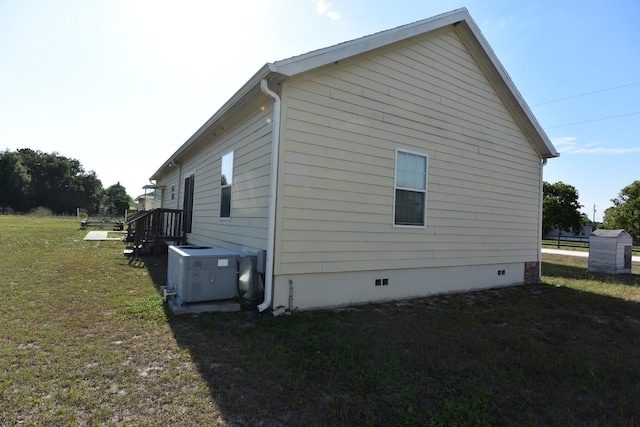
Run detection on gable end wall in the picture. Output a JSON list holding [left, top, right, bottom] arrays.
[[272, 27, 542, 307], [275, 27, 541, 274]]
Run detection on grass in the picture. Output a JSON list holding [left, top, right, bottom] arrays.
[[1, 215, 640, 425]]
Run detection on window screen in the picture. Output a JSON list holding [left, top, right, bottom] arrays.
[[394, 150, 427, 226]]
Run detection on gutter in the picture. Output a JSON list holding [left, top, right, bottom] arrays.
[[258, 79, 282, 312]]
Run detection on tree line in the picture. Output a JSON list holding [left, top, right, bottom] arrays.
[[0, 149, 133, 216], [543, 180, 640, 242], [2, 148, 638, 238]]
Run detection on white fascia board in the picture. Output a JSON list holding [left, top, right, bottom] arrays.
[[272, 8, 469, 77], [271, 6, 557, 159], [455, 17, 559, 159], [151, 7, 558, 182], [150, 64, 277, 181]]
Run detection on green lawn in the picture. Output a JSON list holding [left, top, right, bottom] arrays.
[[1, 215, 639, 425]]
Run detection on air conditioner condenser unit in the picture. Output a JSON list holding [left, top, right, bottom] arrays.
[[168, 246, 239, 304]]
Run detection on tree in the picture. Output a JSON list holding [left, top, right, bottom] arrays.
[[0, 149, 105, 214], [601, 180, 640, 241], [17, 149, 102, 214], [79, 172, 104, 216], [0, 150, 31, 213], [103, 182, 133, 216], [542, 181, 583, 240]]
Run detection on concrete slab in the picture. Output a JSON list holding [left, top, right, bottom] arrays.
[[542, 248, 588, 258], [542, 248, 640, 263], [161, 286, 241, 315], [83, 231, 122, 241]]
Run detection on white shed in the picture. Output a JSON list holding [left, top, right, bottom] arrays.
[[588, 229, 633, 274]]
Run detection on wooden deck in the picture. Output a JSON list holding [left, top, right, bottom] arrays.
[[124, 208, 186, 256]]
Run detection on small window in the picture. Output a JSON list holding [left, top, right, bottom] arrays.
[[394, 149, 427, 227], [220, 151, 234, 218]]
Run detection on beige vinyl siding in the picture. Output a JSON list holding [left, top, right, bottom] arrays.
[[275, 27, 541, 275], [176, 104, 273, 252], [156, 168, 180, 210]]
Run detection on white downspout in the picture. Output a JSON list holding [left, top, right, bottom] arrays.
[[258, 78, 282, 312], [538, 158, 548, 280]]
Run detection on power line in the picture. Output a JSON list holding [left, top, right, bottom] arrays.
[[532, 81, 640, 107], [546, 111, 640, 129]]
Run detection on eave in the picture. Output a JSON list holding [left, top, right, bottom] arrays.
[[150, 8, 557, 182]]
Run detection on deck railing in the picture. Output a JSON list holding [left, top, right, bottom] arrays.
[[125, 208, 186, 255]]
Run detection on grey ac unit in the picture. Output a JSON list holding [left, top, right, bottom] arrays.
[[168, 246, 240, 303]]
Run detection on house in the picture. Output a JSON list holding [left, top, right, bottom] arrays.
[[149, 8, 558, 311], [545, 222, 598, 241], [134, 191, 156, 211]]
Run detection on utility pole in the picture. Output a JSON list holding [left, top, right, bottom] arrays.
[[593, 204, 596, 223]]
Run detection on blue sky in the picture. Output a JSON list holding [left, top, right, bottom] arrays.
[[1, 0, 638, 220]]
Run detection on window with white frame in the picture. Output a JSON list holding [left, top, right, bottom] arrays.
[[394, 149, 427, 227], [220, 151, 234, 218]]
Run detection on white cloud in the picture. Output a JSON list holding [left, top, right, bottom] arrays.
[[551, 136, 578, 148], [314, 0, 329, 15], [326, 10, 341, 20], [551, 137, 640, 155], [314, 0, 341, 20]]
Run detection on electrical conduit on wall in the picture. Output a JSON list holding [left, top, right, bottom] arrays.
[[258, 79, 282, 312]]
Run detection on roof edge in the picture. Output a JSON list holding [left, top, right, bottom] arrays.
[[150, 7, 559, 183], [273, 8, 469, 77], [273, 7, 557, 159], [150, 63, 277, 181], [453, 17, 558, 159]]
